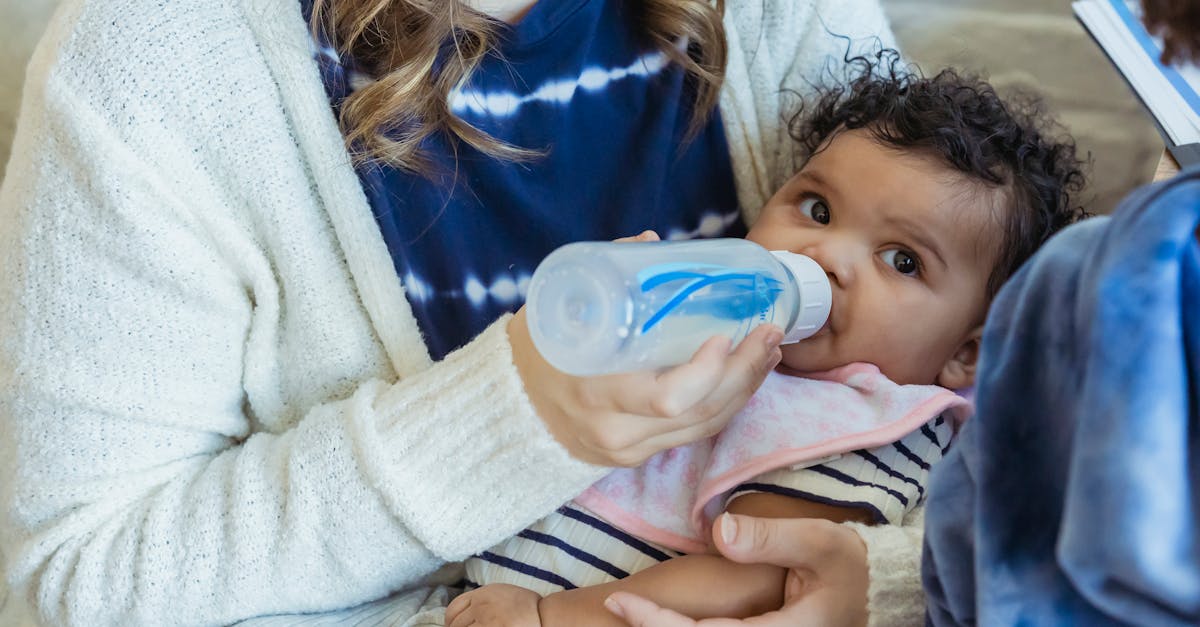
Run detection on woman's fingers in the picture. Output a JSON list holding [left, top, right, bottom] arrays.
[[665, 327, 783, 431], [712, 514, 868, 609], [606, 592, 769, 627], [607, 517, 871, 627], [613, 230, 661, 243], [712, 514, 837, 567], [630, 350, 780, 457], [676, 325, 782, 426], [604, 592, 696, 627], [579, 326, 781, 465], [714, 514, 870, 627], [605, 335, 732, 419], [607, 325, 782, 420], [510, 298, 783, 467], [607, 586, 863, 627]]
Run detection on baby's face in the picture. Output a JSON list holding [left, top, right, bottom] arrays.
[[746, 128, 1000, 386]]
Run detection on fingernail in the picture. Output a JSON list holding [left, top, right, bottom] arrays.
[[720, 512, 738, 546], [604, 595, 626, 619], [763, 328, 784, 348]]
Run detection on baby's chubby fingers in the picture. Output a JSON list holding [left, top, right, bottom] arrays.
[[445, 592, 471, 627], [444, 585, 542, 627]]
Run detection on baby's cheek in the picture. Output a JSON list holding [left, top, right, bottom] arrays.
[[778, 338, 834, 371]]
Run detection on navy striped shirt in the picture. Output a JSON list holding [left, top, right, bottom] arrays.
[[464, 414, 955, 594]]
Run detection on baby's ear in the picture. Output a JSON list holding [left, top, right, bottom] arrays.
[[937, 325, 983, 390]]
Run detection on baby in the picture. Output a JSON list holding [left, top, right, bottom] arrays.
[[447, 52, 1088, 626]]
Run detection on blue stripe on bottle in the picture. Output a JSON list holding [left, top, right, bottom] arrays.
[[639, 269, 780, 333]]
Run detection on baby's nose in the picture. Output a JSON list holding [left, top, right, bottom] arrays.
[[801, 243, 854, 288]]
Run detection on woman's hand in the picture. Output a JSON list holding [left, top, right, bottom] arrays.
[[508, 231, 784, 468], [603, 514, 870, 627]]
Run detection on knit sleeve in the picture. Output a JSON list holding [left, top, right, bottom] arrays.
[[770, 0, 898, 191], [720, 0, 897, 222], [0, 6, 606, 627], [845, 505, 927, 627]]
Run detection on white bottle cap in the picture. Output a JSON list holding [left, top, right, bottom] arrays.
[[769, 251, 831, 344]]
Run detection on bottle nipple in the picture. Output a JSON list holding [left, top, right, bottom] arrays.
[[768, 251, 832, 343]]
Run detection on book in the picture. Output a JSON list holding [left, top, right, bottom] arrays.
[[1074, 0, 1200, 166]]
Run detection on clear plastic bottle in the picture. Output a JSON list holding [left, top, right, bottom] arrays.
[[526, 238, 831, 376]]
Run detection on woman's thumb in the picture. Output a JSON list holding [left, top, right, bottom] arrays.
[[714, 512, 819, 567]]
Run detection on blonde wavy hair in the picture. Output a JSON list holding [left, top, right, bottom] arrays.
[[311, 0, 727, 175]]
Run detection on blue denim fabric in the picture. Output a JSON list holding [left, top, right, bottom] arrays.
[[923, 168, 1200, 626]]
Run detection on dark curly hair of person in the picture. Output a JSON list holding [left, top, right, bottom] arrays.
[[787, 49, 1089, 298], [1142, 0, 1200, 65]]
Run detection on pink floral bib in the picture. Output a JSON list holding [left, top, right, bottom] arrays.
[[574, 364, 972, 552]]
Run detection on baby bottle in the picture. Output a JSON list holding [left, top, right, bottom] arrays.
[[525, 238, 831, 376]]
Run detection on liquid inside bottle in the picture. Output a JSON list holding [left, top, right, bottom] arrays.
[[526, 239, 829, 376]]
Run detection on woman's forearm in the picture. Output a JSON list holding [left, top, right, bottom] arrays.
[[0, 83, 605, 624]]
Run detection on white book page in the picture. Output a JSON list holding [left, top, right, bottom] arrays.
[[1074, 0, 1200, 145]]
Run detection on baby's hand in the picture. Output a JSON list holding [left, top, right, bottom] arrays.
[[446, 584, 542, 627]]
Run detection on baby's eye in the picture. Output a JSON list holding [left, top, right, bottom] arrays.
[[798, 197, 830, 224], [881, 249, 920, 276]]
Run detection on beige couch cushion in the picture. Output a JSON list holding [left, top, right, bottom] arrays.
[[0, 0, 60, 177], [882, 0, 1161, 213]]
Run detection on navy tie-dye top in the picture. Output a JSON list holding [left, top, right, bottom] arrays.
[[304, 0, 743, 360]]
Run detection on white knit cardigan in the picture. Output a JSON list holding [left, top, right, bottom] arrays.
[[0, 0, 922, 624]]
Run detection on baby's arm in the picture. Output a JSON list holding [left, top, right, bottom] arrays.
[[535, 496, 871, 627], [724, 491, 873, 525], [540, 414, 949, 626]]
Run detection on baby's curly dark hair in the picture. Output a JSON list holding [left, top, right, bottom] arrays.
[[788, 50, 1089, 298]]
